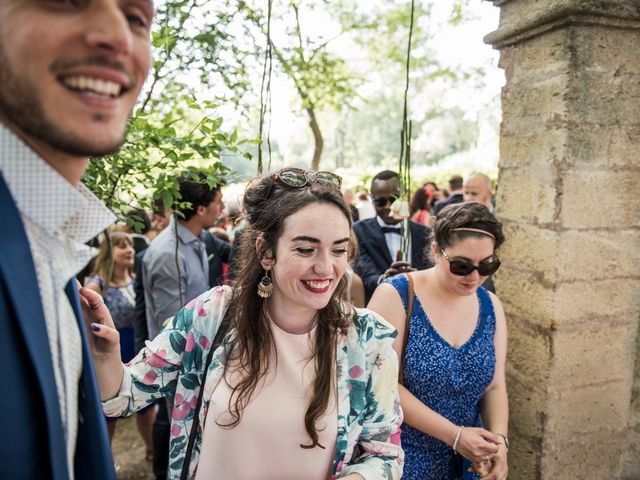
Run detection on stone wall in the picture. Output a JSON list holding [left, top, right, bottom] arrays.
[[485, 1, 640, 478]]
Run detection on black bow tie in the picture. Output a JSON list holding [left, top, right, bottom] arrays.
[[380, 227, 401, 235]]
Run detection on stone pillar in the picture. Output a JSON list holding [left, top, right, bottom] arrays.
[[485, 1, 640, 478]]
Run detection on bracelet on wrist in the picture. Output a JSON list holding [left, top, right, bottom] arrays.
[[452, 426, 463, 454], [496, 433, 509, 450]]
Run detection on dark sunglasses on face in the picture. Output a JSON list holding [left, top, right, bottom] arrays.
[[273, 168, 342, 189], [440, 247, 501, 276], [373, 195, 399, 208]]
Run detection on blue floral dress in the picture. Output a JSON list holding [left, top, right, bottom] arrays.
[[385, 274, 496, 480]]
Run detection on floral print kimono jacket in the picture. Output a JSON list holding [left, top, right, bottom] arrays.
[[104, 286, 404, 479]]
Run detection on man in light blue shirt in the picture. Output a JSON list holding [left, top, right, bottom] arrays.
[[143, 173, 224, 340], [142, 173, 224, 479]]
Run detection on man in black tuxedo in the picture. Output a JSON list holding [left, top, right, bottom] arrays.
[[353, 170, 432, 302], [433, 174, 465, 215]]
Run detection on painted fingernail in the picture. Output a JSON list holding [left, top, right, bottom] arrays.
[[91, 323, 101, 332]]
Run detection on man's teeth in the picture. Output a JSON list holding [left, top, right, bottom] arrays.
[[63, 76, 122, 97], [304, 280, 330, 289]]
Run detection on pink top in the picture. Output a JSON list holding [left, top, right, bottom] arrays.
[[196, 320, 337, 480], [414, 209, 429, 225]]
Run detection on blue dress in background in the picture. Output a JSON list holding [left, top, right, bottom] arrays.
[[384, 274, 496, 480], [87, 276, 136, 362]]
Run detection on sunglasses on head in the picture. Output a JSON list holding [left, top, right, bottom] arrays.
[[439, 247, 501, 276], [373, 195, 398, 208], [273, 168, 342, 189]]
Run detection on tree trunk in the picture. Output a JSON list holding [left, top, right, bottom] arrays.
[[306, 106, 323, 170]]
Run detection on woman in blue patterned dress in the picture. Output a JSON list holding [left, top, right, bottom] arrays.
[[368, 202, 509, 480]]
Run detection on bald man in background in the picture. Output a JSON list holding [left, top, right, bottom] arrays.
[[464, 172, 494, 212], [463, 172, 497, 293]]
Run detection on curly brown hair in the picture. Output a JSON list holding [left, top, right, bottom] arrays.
[[430, 202, 505, 260]]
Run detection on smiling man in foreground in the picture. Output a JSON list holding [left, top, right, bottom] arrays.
[[0, 1, 154, 478]]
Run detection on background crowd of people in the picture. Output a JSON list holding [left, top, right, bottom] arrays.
[[74, 167, 505, 479]]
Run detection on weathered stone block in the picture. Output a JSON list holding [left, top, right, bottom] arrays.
[[497, 28, 569, 83], [508, 434, 542, 480], [568, 123, 640, 168], [499, 128, 567, 170], [542, 429, 627, 479], [620, 420, 640, 479], [557, 229, 640, 282], [549, 320, 638, 387], [496, 167, 559, 225], [546, 381, 632, 437], [488, 0, 640, 51], [500, 224, 558, 283], [568, 72, 640, 127], [561, 170, 640, 229], [496, 268, 555, 329], [501, 76, 568, 128], [572, 26, 640, 75], [508, 319, 552, 386], [555, 279, 640, 323], [508, 369, 547, 438]]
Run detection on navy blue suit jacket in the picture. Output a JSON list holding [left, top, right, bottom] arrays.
[[432, 192, 464, 215], [353, 217, 432, 302], [0, 174, 115, 479], [203, 230, 231, 288]]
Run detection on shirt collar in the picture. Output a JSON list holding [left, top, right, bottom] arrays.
[[376, 216, 401, 229], [0, 124, 115, 243], [172, 217, 203, 245]]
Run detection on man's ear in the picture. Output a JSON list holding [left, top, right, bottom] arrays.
[[255, 236, 274, 269]]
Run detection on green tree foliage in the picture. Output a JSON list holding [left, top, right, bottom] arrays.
[[230, 0, 491, 173], [240, 0, 361, 170], [319, 0, 494, 171], [84, 99, 235, 220], [83, 0, 496, 202]]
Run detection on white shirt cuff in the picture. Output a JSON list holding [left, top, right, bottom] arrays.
[[101, 368, 132, 417]]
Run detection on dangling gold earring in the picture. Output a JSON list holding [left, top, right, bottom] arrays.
[[257, 269, 273, 298]]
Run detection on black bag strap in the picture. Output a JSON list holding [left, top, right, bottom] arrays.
[[179, 317, 230, 480], [398, 273, 414, 384]]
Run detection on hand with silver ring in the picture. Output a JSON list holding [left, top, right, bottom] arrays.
[[469, 443, 509, 480]]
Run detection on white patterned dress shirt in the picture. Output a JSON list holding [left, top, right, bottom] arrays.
[[0, 125, 115, 478], [376, 216, 413, 262]]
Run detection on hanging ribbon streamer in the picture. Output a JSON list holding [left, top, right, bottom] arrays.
[[391, 0, 415, 262], [257, 0, 274, 175]]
